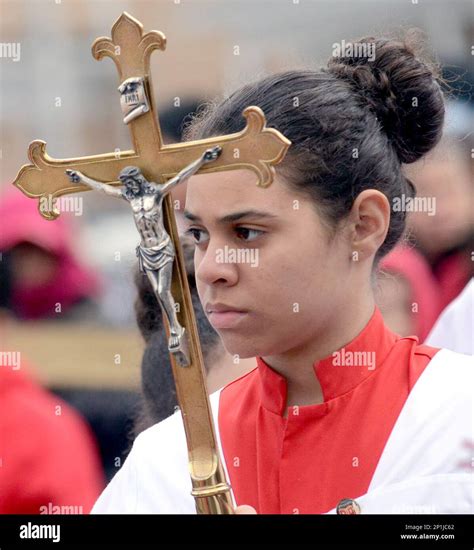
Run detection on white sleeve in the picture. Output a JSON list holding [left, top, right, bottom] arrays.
[[91, 443, 138, 514], [326, 349, 474, 514], [426, 279, 473, 355], [91, 391, 225, 514], [91, 409, 197, 514]]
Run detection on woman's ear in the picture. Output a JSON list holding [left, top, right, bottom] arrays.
[[348, 189, 391, 259]]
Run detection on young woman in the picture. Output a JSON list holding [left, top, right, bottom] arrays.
[[92, 34, 472, 515]]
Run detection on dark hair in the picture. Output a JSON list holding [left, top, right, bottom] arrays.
[[183, 32, 445, 260], [0, 252, 12, 310]]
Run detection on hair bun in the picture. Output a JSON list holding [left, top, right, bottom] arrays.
[[327, 33, 445, 163]]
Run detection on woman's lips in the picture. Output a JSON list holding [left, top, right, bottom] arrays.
[[207, 311, 248, 329]]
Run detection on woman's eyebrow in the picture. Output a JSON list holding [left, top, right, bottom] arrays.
[[183, 209, 278, 224]]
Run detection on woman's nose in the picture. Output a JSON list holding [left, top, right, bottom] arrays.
[[195, 242, 239, 286]]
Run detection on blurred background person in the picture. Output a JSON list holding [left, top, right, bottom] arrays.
[[376, 244, 441, 342], [0, 190, 100, 321], [0, 253, 105, 514], [405, 135, 473, 312]]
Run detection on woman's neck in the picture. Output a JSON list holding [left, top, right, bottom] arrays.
[[262, 296, 376, 408], [206, 347, 256, 393]]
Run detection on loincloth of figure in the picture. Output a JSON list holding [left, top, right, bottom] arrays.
[[136, 235, 175, 273]]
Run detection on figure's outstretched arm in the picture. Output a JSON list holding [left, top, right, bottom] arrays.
[[66, 170, 124, 199], [159, 146, 222, 196]]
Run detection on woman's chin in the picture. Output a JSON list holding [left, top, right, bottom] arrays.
[[220, 336, 275, 360]]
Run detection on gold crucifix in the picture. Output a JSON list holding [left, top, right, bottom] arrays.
[[12, 12, 290, 514]]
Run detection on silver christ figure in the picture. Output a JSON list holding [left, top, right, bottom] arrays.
[[66, 145, 222, 366]]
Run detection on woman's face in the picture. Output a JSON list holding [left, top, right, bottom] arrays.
[[406, 156, 473, 258], [184, 169, 352, 359]]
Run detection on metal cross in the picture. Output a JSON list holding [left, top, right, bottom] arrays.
[[12, 12, 291, 514]]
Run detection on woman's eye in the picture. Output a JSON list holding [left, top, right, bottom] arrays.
[[235, 227, 264, 242], [185, 228, 209, 245]]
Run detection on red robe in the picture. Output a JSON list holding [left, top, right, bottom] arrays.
[[92, 306, 473, 514], [0, 366, 104, 514], [218, 307, 437, 513]]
